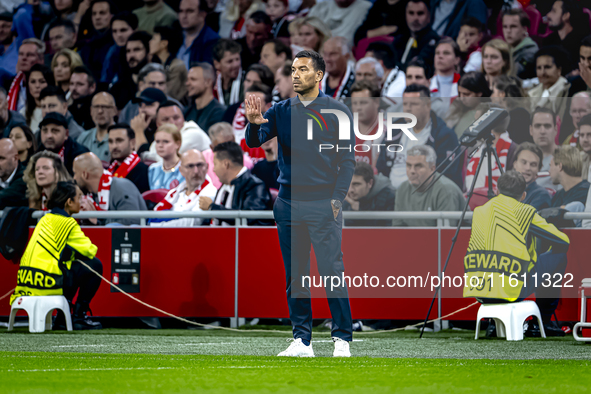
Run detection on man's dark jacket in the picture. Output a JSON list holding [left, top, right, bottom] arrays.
[[210, 170, 272, 226], [0, 206, 36, 263], [37, 137, 90, 176], [1, 110, 27, 138], [376, 111, 462, 188], [393, 25, 439, 69], [0, 164, 28, 209], [343, 173, 395, 226], [185, 24, 220, 65], [69, 95, 95, 131]]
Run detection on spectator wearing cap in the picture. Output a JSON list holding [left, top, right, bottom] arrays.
[[213, 39, 245, 106], [185, 63, 227, 135], [107, 124, 150, 194], [308, 0, 371, 45], [528, 46, 571, 123], [149, 26, 188, 102], [118, 63, 169, 126], [109, 31, 152, 110], [101, 12, 138, 86], [353, 0, 407, 46], [0, 12, 17, 74], [37, 112, 90, 175], [76, 92, 117, 165], [68, 66, 98, 131], [6, 38, 46, 112], [365, 42, 406, 109], [129, 87, 168, 157], [78, 0, 116, 82], [39, 86, 85, 140], [199, 141, 271, 226], [343, 162, 395, 227], [133, 0, 178, 35], [177, 0, 220, 69], [142, 100, 211, 162], [260, 39, 292, 76], [73, 152, 147, 226], [430, 0, 486, 40], [236, 11, 272, 70]]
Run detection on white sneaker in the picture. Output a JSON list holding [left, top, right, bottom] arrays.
[[333, 337, 351, 357], [277, 338, 315, 357]]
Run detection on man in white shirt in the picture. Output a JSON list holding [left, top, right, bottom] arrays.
[[152, 149, 217, 227]]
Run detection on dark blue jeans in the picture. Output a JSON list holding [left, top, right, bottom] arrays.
[[273, 197, 353, 342]]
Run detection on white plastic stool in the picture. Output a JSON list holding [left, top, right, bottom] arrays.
[[573, 278, 591, 342], [7, 296, 72, 333], [474, 300, 546, 341]]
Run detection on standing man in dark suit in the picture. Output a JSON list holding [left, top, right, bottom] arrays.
[[245, 50, 355, 357]]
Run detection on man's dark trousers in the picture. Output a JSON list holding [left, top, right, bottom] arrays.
[[274, 196, 353, 342]]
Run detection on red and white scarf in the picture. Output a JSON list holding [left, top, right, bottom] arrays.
[[87, 170, 113, 211], [567, 129, 580, 147], [465, 132, 513, 190], [230, 17, 246, 39], [214, 69, 242, 106], [108, 152, 140, 179], [354, 117, 385, 168], [320, 62, 355, 99], [430, 72, 460, 97], [154, 179, 211, 211], [7, 72, 25, 111]]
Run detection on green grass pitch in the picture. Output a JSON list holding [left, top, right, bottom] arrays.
[[1, 327, 590, 393]]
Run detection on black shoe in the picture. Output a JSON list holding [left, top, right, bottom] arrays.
[[543, 321, 566, 337], [52, 310, 68, 330], [73, 304, 102, 330], [485, 319, 497, 338], [524, 320, 541, 337]]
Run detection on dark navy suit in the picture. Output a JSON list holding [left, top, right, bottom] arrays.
[[245, 90, 355, 341]]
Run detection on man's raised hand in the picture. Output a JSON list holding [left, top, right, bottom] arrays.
[[245, 95, 269, 125]]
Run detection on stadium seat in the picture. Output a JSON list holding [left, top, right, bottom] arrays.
[[142, 189, 168, 205], [474, 300, 546, 341], [354, 35, 395, 61], [8, 295, 72, 333]]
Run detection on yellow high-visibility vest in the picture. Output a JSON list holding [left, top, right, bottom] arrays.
[[463, 194, 569, 301], [10, 209, 97, 305]]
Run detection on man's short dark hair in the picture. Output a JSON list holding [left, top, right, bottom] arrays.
[[534, 45, 569, 74], [246, 82, 273, 104], [460, 16, 485, 33], [47, 181, 78, 210], [157, 99, 184, 114], [108, 123, 135, 140], [126, 31, 152, 53], [90, 0, 117, 15], [72, 66, 96, 86], [213, 39, 242, 63], [581, 35, 591, 50], [406, 58, 433, 79], [366, 41, 398, 70], [353, 162, 374, 184], [111, 11, 139, 30], [213, 141, 244, 167], [531, 106, 556, 126], [497, 170, 526, 200], [249, 10, 272, 27], [266, 39, 292, 60], [578, 112, 591, 129], [246, 63, 275, 89], [404, 83, 431, 97], [294, 50, 326, 75], [39, 86, 66, 103], [350, 79, 381, 98], [48, 18, 76, 35], [407, 0, 430, 10], [513, 142, 544, 170], [154, 26, 184, 60], [501, 8, 530, 29]]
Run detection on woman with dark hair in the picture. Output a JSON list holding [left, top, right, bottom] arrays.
[[21, 64, 55, 132], [446, 71, 491, 138], [50, 0, 84, 23], [491, 75, 532, 144], [10, 180, 103, 330], [149, 26, 188, 102], [9, 124, 37, 167]]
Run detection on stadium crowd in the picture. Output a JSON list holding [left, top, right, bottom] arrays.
[[1, 0, 591, 229]]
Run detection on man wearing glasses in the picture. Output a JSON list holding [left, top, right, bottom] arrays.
[[76, 92, 117, 165]]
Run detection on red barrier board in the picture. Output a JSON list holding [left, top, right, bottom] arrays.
[[1, 227, 588, 322]]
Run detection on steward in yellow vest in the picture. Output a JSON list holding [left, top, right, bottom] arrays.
[[10, 181, 103, 330], [464, 170, 569, 335]]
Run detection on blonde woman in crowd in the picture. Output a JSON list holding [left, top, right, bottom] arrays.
[[148, 123, 185, 190], [23, 150, 71, 210]]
